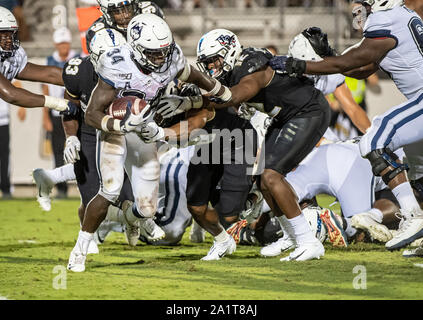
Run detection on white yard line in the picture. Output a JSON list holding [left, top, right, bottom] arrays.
[[0, 295, 9, 300]]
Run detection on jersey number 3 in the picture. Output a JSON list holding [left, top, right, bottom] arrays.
[[408, 17, 423, 56]]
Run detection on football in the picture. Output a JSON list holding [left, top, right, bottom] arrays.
[[107, 96, 148, 120]]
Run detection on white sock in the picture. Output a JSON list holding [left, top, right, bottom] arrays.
[[287, 213, 316, 245], [392, 182, 421, 217], [215, 230, 230, 243], [367, 208, 384, 223], [47, 164, 76, 184], [75, 230, 93, 255]]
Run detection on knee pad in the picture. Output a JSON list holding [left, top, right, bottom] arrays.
[[139, 159, 160, 181], [366, 148, 409, 185]]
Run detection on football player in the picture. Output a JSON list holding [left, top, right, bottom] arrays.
[[67, 14, 233, 272], [269, 0, 423, 251], [142, 82, 258, 260], [85, 0, 164, 53], [33, 1, 165, 211], [288, 27, 371, 135], [0, 6, 76, 114], [157, 29, 332, 261]]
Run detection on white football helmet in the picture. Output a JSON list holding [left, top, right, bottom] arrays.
[[97, 0, 137, 32], [288, 34, 323, 61], [127, 13, 174, 73], [196, 29, 243, 80], [89, 28, 126, 70], [363, 0, 403, 12], [0, 6, 19, 60]]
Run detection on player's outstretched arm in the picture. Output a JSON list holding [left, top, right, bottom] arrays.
[[85, 78, 118, 132], [17, 62, 64, 86], [269, 37, 396, 77], [181, 66, 231, 101], [205, 66, 272, 110], [333, 82, 371, 134]]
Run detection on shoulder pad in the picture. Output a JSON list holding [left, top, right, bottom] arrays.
[[230, 47, 272, 85]]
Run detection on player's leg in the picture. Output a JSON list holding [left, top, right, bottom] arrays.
[[260, 96, 330, 262], [359, 95, 423, 250], [124, 132, 164, 243], [68, 131, 126, 272], [186, 153, 235, 260], [151, 151, 193, 245], [260, 145, 328, 256], [32, 163, 75, 211]]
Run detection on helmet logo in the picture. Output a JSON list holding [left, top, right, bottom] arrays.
[[106, 29, 116, 45], [216, 34, 236, 48], [130, 23, 143, 41]]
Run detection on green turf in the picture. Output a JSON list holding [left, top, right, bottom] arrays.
[[0, 196, 423, 300]]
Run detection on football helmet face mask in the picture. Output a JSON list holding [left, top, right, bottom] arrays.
[[88, 28, 126, 70], [127, 13, 175, 73], [97, 0, 137, 33], [0, 7, 19, 61], [196, 29, 242, 80]]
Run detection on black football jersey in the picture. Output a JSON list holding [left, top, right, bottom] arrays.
[[62, 56, 98, 135], [224, 47, 322, 123]]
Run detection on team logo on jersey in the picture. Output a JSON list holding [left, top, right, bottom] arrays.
[[130, 23, 143, 41], [216, 34, 236, 48]]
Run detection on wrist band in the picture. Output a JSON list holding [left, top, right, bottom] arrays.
[[177, 63, 191, 82], [101, 115, 112, 132], [113, 119, 121, 132], [216, 86, 232, 102], [206, 80, 222, 96]]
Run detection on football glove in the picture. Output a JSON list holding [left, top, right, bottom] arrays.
[[268, 55, 306, 77], [237, 103, 256, 121], [119, 103, 152, 133], [63, 136, 81, 164], [156, 94, 203, 119], [139, 121, 165, 143]]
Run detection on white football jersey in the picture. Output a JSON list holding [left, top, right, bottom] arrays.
[[363, 5, 423, 99], [315, 73, 345, 96], [97, 42, 186, 103], [0, 46, 27, 81]]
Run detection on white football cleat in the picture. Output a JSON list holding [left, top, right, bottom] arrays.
[[260, 236, 295, 257], [67, 250, 86, 272], [403, 245, 423, 258], [189, 220, 205, 243], [386, 208, 423, 251], [280, 240, 324, 262], [201, 236, 236, 261], [87, 239, 99, 255], [125, 220, 141, 247], [139, 218, 165, 242], [32, 168, 54, 212], [351, 212, 393, 243]]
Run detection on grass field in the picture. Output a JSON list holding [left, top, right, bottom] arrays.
[[0, 196, 423, 300]]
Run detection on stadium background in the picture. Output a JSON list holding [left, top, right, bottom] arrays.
[[7, 0, 406, 193]]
